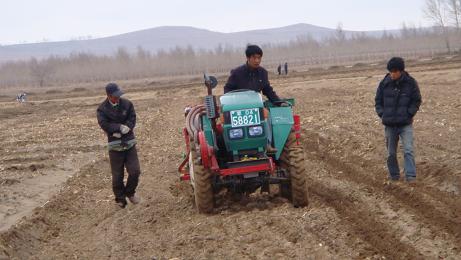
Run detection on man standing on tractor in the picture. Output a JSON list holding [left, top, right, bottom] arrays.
[[224, 44, 282, 104], [97, 83, 141, 208], [375, 57, 422, 183]]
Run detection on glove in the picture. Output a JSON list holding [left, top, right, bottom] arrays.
[[112, 133, 122, 138], [279, 102, 290, 107], [120, 124, 130, 134]]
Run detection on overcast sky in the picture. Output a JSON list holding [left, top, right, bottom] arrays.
[[1, 0, 429, 45]]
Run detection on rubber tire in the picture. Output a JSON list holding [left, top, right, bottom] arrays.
[[190, 143, 214, 213], [279, 132, 309, 207]]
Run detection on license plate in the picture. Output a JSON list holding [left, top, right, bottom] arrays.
[[230, 108, 261, 127]]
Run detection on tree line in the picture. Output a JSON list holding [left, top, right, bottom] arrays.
[[0, 0, 460, 89]]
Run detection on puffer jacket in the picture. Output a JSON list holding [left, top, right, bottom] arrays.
[[375, 72, 422, 126]]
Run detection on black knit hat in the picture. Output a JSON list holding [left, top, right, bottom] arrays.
[[387, 57, 405, 71], [245, 45, 263, 58]]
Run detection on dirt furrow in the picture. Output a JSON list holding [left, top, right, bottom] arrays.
[[308, 177, 423, 259], [302, 129, 461, 255]]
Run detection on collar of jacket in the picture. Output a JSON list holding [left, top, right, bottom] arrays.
[[106, 98, 123, 109], [384, 71, 409, 85], [108, 98, 120, 107]]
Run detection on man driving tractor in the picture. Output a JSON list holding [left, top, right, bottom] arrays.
[[224, 44, 284, 105], [178, 45, 308, 213]]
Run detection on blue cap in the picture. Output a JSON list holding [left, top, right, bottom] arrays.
[[105, 83, 123, 97]]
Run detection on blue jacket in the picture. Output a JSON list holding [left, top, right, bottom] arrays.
[[375, 72, 422, 126]]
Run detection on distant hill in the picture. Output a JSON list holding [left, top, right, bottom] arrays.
[[0, 23, 399, 62]]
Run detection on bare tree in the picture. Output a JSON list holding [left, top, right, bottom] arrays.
[[401, 22, 409, 38], [424, 0, 451, 52], [29, 58, 55, 87], [116, 47, 131, 63], [424, 0, 449, 28], [136, 46, 150, 60], [446, 0, 461, 30], [335, 22, 346, 43]]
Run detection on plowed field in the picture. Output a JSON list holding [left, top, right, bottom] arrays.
[[1, 59, 460, 259]]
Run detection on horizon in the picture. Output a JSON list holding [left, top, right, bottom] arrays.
[[1, 0, 428, 45], [0, 22, 416, 47]]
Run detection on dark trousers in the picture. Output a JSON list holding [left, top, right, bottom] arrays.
[[108, 145, 141, 202]]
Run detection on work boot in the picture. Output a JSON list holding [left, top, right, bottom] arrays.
[[116, 199, 127, 209], [406, 178, 417, 187], [128, 195, 141, 204], [384, 176, 400, 186], [389, 176, 400, 182]]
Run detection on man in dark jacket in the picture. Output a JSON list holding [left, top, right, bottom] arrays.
[[224, 45, 281, 104], [375, 57, 422, 183], [97, 83, 141, 208]]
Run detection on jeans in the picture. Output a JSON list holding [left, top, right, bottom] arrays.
[[108, 145, 141, 203], [384, 124, 416, 181]]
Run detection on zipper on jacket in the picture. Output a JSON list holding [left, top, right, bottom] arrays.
[[392, 82, 402, 123]]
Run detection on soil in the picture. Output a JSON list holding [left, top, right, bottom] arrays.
[[1, 59, 460, 259]]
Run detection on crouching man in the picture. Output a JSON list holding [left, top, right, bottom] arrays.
[[97, 83, 141, 208]]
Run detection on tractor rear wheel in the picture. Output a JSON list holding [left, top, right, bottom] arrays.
[[190, 143, 214, 213], [279, 132, 309, 207]]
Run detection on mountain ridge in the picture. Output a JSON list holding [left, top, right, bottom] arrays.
[[0, 23, 399, 61]]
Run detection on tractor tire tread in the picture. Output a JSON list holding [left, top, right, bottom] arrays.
[[279, 132, 309, 207], [191, 148, 214, 213]]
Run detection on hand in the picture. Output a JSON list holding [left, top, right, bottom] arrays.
[[273, 100, 290, 107], [279, 102, 290, 107], [113, 133, 122, 138], [120, 124, 130, 134]]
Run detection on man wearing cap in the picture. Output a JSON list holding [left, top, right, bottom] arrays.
[[97, 83, 141, 208], [224, 44, 282, 104], [375, 57, 422, 183]]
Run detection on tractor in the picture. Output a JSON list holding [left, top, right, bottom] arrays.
[[178, 75, 308, 213]]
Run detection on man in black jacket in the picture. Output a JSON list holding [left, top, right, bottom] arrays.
[[375, 57, 422, 183], [224, 45, 282, 104], [97, 83, 141, 208]]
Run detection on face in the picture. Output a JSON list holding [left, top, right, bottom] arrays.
[[247, 54, 262, 69], [389, 70, 402, 81], [108, 95, 120, 104]]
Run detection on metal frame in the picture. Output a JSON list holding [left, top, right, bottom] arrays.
[[179, 114, 301, 182], [179, 129, 276, 181]]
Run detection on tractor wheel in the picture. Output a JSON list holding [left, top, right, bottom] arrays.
[[190, 143, 214, 213], [279, 132, 309, 207]]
